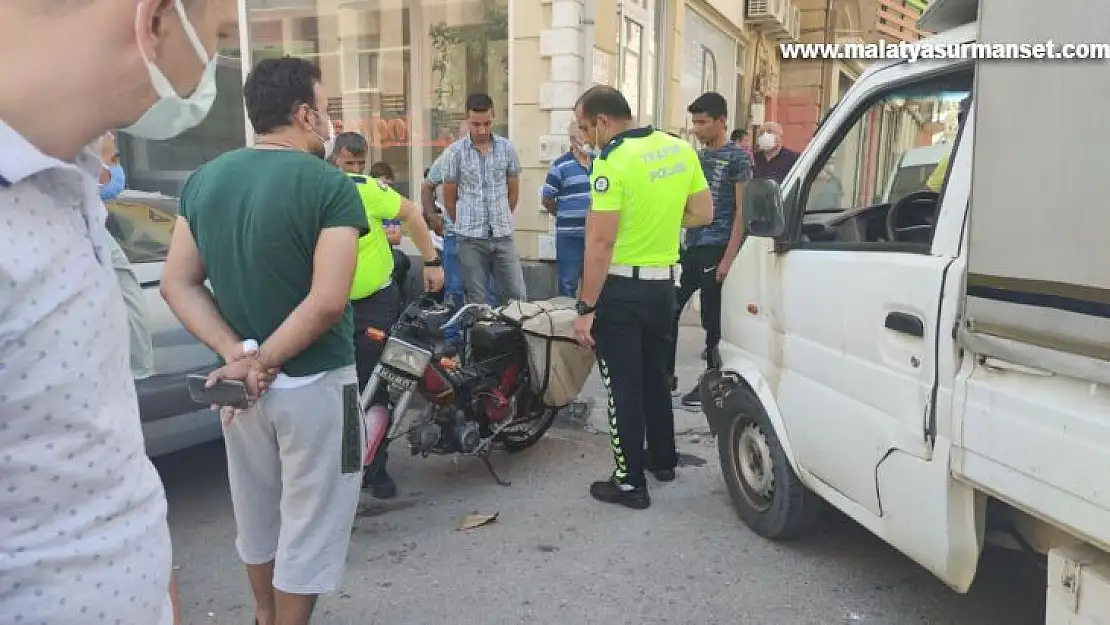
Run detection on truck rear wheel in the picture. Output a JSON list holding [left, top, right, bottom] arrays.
[[717, 387, 822, 540]]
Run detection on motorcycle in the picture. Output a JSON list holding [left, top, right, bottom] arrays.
[[359, 297, 561, 486]]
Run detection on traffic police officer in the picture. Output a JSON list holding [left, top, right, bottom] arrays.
[[337, 141, 445, 498], [571, 86, 713, 509]]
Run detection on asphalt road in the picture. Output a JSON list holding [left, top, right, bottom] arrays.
[[158, 327, 1046, 625]]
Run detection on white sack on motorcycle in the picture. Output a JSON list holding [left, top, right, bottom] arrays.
[[499, 300, 596, 408]]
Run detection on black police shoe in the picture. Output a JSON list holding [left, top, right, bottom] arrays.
[[644, 454, 677, 482], [590, 478, 651, 509]]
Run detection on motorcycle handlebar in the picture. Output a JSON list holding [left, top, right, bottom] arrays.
[[438, 303, 492, 332]]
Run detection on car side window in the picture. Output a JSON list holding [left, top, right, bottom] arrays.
[[794, 70, 973, 250]]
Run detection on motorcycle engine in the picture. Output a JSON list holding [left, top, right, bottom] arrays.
[[453, 421, 481, 454], [408, 420, 441, 454], [406, 407, 482, 455]]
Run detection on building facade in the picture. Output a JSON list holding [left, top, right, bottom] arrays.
[[771, 0, 928, 151], [113, 0, 923, 281], [118, 0, 635, 275]]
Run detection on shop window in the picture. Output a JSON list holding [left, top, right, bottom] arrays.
[[651, 0, 667, 123], [734, 41, 747, 128], [355, 52, 381, 91], [701, 47, 717, 92], [620, 20, 643, 115], [617, 0, 657, 125], [245, 0, 509, 198], [680, 8, 737, 132]]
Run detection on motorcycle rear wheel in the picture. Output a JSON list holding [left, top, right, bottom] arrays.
[[496, 394, 559, 452]]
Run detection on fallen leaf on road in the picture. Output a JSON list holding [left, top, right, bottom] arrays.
[[456, 511, 499, 530]]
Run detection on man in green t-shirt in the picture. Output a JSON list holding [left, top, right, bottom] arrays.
[[161, 57, 367, 624], [571, 86, 713, 509]]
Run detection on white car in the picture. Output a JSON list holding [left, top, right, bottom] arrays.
[[106, 191, 222, 457]]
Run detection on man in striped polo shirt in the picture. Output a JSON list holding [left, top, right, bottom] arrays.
[[541, 122, 593, 297]]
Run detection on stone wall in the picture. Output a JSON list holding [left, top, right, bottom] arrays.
[[508, 0, 622, 295]]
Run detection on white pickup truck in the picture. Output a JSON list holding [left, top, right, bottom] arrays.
[[701, 0, 1110, 621]]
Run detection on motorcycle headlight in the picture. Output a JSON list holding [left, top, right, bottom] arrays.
[[380, 337, 433, 377]]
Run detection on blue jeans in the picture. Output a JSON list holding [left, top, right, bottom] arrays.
[[443, 234, 497, 307], [556, 234, 585, 298]]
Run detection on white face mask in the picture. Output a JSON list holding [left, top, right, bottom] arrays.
[[308, 114, 334, 160], [324, 119, 336, 159], [757, 132, 777, 151], [122, 0, 218, 141]]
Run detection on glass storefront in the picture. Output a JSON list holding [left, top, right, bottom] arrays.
[[117, 0, 510, 203], [245, 0, 509, 198]]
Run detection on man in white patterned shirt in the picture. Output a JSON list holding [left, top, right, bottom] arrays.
[[0, 1, 236, 623]]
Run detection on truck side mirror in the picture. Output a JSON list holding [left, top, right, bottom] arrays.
[[743, 178, 785, 238]]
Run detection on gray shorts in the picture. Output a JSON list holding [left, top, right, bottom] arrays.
[[223, 366, 363, 594]]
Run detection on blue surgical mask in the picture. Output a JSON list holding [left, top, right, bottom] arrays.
[[122, 0, 218, 141], [99, 164, 126, 201]]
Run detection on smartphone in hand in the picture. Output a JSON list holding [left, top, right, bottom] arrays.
[[187, 374, 250, 409]]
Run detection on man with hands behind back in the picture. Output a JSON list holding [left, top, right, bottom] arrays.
[[161, 57, 368, 625]]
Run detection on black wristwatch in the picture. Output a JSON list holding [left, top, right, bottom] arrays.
[[576, 300, 597, 315], [424, 255, 442, 268]]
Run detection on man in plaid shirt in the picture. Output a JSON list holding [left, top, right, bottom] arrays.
[[441, 93, 527, 304]]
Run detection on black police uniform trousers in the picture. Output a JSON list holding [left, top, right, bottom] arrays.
[[667, 244, 726, 377], [591, 273, 678, 487], [353, 281, 401, 472]]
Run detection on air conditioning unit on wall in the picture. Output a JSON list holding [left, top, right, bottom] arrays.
[[749, 0, 792, 38], [746, 0, 780, 23], [772, 5, 801, 41]]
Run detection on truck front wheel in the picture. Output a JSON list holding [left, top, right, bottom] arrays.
[[717, 388, 823, 540]]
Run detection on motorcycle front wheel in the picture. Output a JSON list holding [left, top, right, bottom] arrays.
[[496, 393, 559, 452]]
